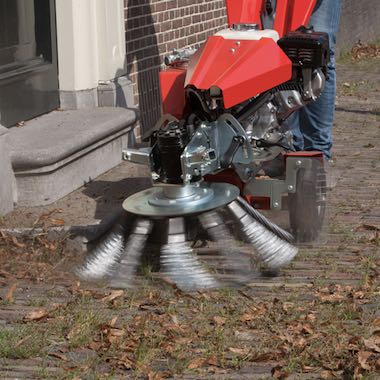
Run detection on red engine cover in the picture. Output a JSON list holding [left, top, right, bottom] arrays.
[[185, 36, 292, 109]]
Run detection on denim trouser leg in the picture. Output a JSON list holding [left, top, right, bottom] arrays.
[[286, 0, 342, 159]]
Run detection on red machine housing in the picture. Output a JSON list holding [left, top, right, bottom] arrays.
[[160, 68, 186, 118], [185, 36, 292, 109], [225, 0, 316, 36], [160, 0, 317, 115], [159, 0, 321, 210]]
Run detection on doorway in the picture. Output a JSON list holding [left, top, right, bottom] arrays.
[[0, 0, 59, 127]]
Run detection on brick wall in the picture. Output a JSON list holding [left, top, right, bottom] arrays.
[[124, 0, 227, 135]]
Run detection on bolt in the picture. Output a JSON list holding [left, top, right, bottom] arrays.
[[230, 48, 236, 53], [296, 160, 302, 166], [273, 202, 280, 209], [236, 41, 241, 46], [288, 185, 294, 191]]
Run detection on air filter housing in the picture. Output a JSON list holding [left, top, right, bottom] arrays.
[[278, 26, 330, 71]]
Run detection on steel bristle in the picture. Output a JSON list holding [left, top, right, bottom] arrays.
[[228, 201, 298, 269], [110, 219, 153, 288], [160, 241, 220, 291], [76, 221, 127, 280], [237, 196, 295, 243], [77, 193, 298, 290], [198, 211, 257, 281]]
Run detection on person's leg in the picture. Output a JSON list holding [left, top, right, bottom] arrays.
[[286, 112, 304, 152], [298, 0, 342, 159]]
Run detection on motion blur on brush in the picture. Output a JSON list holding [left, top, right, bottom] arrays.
[[77, 0, 330, 291]]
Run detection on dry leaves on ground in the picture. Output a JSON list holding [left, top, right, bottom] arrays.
[[24, 309, 49, 322]]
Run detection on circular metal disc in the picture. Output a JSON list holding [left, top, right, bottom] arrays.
[[123, 183, 239, 217]]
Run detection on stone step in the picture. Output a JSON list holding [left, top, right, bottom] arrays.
[[8, 107, 137, 207]]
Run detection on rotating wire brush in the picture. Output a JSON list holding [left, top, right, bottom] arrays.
[[77, 193, 298, 291]]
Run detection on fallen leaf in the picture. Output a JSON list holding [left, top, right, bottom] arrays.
[[170, 314, 179, 326], [11, 236, 26, 248], [187, 358, 205, 369], [364, 336, 380, 353], [88, 341, 103, 351], [49, 218, 65, 226], [302, 323, 314, 335], [118, 354, 135, 369], [212, 316, 226, 326], [282, 302, 294, 312], [253, 351, 282, 361], [353, 291, 365, 299], [294, 337, 307, 349], [148, 371, 165, 380], [358, 351, 373, 370], [108, 316, 118, 327], [0, 270, 11, 278], [5, 283, 17, 303], [302, 365, 316, 372], [108, 328, 125, 343], [102, 290, 124, 302], [372, 317, 380, 328], [306, 312, 317, 322], [24, 309, 48, 321], [240, 313, 256, 322], [271, 365, 289, 379], [320, 370, 337, 379], [206, 355, 219, 366], [229, 347, 250, 356], [319, 293, 345, 303], [49, 352, 68, 361]]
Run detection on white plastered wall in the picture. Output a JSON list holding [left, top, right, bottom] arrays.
[[55, 0, 126, 92]]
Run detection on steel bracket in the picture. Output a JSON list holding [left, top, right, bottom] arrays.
[[244, 156, 313, 210], [122, 147, 153, 167]]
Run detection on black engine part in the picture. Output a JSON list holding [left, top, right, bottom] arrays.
[[278, 26, 330, 72], [155, 123, 189, 184]]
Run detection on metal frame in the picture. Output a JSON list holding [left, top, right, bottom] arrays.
[[244, 156, 315, 210]]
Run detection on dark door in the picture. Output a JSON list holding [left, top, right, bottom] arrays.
[[0, 0, 59, 127]]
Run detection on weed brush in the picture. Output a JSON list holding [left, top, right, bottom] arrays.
[[77, 0, 328, 291]]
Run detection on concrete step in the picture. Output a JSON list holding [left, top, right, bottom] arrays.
[[8, 107, 137, 206]]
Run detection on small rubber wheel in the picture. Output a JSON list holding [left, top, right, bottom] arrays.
[[289, 159, 327, 243]]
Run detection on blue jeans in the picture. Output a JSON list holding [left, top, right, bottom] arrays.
[[285, 0, 342, 159]]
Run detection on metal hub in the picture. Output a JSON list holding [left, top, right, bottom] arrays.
[[122, 182, 239, 217]]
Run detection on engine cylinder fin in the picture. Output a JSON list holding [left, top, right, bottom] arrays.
[[237, 196, 295, 243], [76, 218, 128, 280], [110, 218, 153, 289], [228, 201, 298, 270]]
